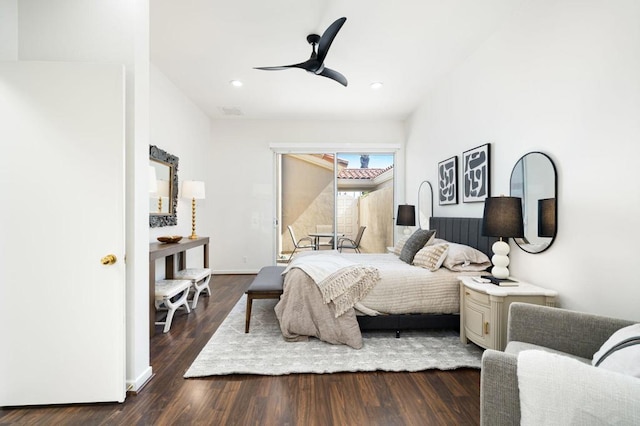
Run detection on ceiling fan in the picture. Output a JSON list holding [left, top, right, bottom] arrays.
[[254, 17, 348, 87]]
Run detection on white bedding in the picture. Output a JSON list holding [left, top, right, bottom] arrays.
[[339, 252, 473, 315], [289, 250, 477, 316]]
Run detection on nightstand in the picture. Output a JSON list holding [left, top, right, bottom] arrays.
[[459, 276, 558, 350]]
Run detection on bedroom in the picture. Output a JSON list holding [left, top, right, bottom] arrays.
[[2, 0, 639, 422]]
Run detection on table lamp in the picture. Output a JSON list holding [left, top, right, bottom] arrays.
[[396, 204, 416, 236], [481, 196, 524, 279], [182, 180, 205, 239]]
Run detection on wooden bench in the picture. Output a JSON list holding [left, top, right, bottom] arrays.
[[245, 266, 285, 333]]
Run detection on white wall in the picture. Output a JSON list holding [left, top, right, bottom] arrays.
[[12, 0, 152, 392], [149, 64, 213, 271], [0, 0, 18, 60], [405, 0, 640, 321], [209, 120, 405, 273]]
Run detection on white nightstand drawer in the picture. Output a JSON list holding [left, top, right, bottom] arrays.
[[464, 287, 490, 306]]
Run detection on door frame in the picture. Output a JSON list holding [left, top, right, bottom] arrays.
[[271, 143, 401, 260]]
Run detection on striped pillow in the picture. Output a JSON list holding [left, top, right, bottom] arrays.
[[413, 243, 449, 271]]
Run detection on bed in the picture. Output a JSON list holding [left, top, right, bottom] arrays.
[[274, 217, 498, 348]]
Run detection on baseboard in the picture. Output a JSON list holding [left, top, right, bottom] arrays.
[[126, 366, 154, 395]]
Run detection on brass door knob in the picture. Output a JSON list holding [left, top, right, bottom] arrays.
[[101, 254, 117, 265]]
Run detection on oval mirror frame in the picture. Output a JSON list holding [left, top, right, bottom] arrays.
[[149, 145, 179, 228], [418, 181, 434, 230], [510, 152, 557, 253]]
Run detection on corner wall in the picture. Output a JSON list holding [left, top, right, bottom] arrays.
[[405, 0, 640, 320], [149, 64, 213, 271]]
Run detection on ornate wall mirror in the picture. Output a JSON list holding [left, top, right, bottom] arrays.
[[418, 181, 434, 230], [510, 152, 557, 253], [149, 145, 179, 228]]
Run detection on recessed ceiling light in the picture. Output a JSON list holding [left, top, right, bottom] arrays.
[[229, 80, 243, 87], [370, 82, 383, 90]]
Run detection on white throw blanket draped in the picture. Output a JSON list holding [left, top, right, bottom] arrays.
[[517, 350, 640, 425], [284, 251, 380, 317]]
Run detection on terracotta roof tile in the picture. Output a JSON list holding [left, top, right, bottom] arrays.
[[337, 165, 393, 179]]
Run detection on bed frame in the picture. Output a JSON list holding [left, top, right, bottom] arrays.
[[356, 216, 498, 336]]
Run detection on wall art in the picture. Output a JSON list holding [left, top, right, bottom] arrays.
[[462, 143, 490, 203], [438, 156, 458, 205]]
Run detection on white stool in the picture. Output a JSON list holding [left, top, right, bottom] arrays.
[[155, 279, 192, 333], [174, 268, 212, 309]]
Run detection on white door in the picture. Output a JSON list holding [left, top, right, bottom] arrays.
[[0, 61, 126, 405]]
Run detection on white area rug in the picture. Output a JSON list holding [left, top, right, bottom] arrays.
[[184, 296, 484, 377]]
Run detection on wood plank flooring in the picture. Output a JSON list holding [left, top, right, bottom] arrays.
[[0, 274, 481, 425]]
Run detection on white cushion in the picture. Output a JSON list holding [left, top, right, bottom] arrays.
[[155, 279, 192, 298], [518, 350, 640, 425], [174, 267, 211, 281], [592, 323, 640, 378], [441, 242, 491, 272]]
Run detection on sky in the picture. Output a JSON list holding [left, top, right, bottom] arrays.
[[337, 153, 394, 169]]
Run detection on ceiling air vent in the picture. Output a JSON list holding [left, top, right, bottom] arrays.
[[219, 106, 243, 116]]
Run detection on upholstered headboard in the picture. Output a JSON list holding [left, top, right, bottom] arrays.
[[429, 217, 498, 260]]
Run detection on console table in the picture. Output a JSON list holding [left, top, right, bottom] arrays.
[[149, 236, 209, 335]]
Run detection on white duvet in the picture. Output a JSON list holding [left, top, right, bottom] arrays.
[[336, 252, 476, 315]]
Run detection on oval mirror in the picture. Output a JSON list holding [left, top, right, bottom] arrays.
[[418, 181, 434, 230], [510, 152, 557, 253]]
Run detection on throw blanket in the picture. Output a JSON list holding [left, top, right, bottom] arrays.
[[517, 350, 640, 425], [284, 252, 380, 317]]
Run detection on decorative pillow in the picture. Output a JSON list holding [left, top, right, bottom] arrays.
[[442, 242, 492, 272], [392, 234, 411, 256], [592, 323, 640, 378], [413, 243, 449, 271], [399, 229, 436, 264], [429, 238, 448, 246]]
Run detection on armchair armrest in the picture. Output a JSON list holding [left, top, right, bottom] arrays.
[[480, 350, 520, 426], [507, 303, 634, 359]]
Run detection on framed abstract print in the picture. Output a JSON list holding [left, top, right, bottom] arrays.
[[462, 143, 490, 203], [438, 156, 458, 205]]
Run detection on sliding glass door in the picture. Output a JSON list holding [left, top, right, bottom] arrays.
[[276, 151, 395, 263]]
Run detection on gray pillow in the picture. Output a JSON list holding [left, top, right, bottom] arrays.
[[399, 229, 436, 264]]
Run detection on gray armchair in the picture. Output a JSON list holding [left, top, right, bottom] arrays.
[[481, 302, 635, 425]]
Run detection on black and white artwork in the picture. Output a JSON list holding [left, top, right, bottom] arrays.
[[438, 156, 458, 205], [462, 143, 490, 203]]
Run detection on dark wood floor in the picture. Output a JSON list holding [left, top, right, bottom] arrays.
[[0, 275, 481, 425]]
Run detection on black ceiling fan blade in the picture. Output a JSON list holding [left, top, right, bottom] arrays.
[[318, 67, 348, 87], [254, 59, 318, 72], [317, 17, 346, 65]]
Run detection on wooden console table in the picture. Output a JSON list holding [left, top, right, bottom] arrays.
[[149, 236, 209, 335]]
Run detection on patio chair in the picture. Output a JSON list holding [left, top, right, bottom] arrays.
[[287, 225, 314, 262], [337, 226, 366, 253]]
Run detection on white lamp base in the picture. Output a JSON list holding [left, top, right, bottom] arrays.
[[491, 240, 511, 279], [403, 226, 412, 236]]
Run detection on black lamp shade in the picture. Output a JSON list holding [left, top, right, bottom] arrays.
[[538, 198, 556, 237], [396, 205, 416, 226], [482, 197, 524, 238]]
